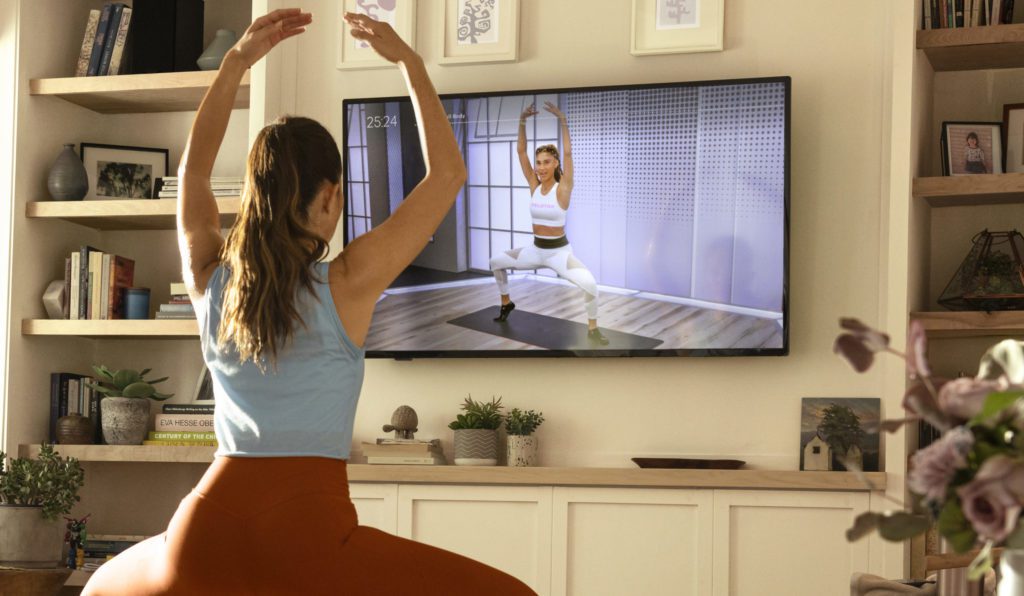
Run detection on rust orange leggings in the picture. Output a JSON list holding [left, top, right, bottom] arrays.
[[82, 456, 537, 595]]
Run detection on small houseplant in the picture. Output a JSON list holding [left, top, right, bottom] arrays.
[[504, 408, 544, 467], [0, 443, 85, 568], [86, 366, 172, 445], [448, 395, 503, 466]]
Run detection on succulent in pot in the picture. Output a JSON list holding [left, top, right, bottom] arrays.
[[504, 408, 544, 467], [448, 395, 503, 466], [86, 366, 173, 445]]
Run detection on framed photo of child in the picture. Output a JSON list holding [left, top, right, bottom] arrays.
[[941, 121, 1003, 176]]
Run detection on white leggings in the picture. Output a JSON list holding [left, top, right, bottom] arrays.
[[489, 242, 599, 320]]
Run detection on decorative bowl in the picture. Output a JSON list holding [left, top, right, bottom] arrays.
[[631, 457, 746, 470]]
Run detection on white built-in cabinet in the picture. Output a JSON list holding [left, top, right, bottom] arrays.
[[351, 483, 880, 596]]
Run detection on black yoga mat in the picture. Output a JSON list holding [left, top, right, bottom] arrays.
[[447, 307, 663, 351]]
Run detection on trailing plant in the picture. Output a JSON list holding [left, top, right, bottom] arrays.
[[505, 408, 544, 436], [0, 443, 85, 521], [448, 395, 504, 430], [85, 365, 173, 401]]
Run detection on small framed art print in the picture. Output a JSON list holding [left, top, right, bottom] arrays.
[[438, 0, 520, 65], [940, 122, 1003, 176], [631, 0, 724, 56], [337, 0, 417, 70], [79, 143, 169, 200]]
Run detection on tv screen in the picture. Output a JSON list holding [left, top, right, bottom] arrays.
[[342, 76, 789, 358]]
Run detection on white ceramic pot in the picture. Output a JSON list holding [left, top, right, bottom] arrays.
[[101, 396, 150, 445], [197, 29, 238, 70], [506, 435, 538, 467], [0, 505, 63, 568]]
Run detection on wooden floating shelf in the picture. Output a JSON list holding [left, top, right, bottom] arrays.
[[911, 311, 1024, 338], [27, 198, 240, 230], [918, 23, 1024, 71], [16, 445, 885, 490], [913, 173, 1024, 207], [22, 319, 198, 338], [29, 70, 250, 114]]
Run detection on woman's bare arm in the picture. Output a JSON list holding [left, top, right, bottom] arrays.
[[544, 101, 573, 209], [517, 104, 538, 193]]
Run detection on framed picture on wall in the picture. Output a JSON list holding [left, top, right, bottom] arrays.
[[191, 364, 214, 404], [941, 121, 1003, 176], [79, 143, 168, 200], [799, 397, 880, 472], [438, 0, 520, 65], [630, 0, 724, 56], [1003, 103, 1024, 173], [337, 0, 417, 70]]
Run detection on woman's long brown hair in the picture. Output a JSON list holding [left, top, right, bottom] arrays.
[[217, 116, 341, 370]]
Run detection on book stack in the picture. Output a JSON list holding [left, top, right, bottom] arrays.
[[361, 439, 446, 465], [146, 402, 216, 445], [49, 372, 101, 444], [76, 535, 145, 571], [75, 3, 133, 77], [156, 176, 244, 199], [922, 0, 1015, 29], [156, 282, 194, 320], [63, 247, 135, 320]]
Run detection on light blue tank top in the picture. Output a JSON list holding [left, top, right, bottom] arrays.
[[194, 261, 365, 460]]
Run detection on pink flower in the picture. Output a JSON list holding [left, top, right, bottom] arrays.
[[834, 318, 891, 373], [957, 455, 1024, 543], [906, 320, 931, 379], [908, 427, 973, 503], [937, 378, 1003, 420]]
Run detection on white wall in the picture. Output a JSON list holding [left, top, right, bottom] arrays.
[[274, 0, 895, 469]]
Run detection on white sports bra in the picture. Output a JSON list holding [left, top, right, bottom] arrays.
[[529, 183, 566, 227]]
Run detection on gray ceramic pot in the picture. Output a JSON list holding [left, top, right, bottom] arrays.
[[453, 429, 498, 466], [46, 144, 88, 201], [101, 397, 150, 445]]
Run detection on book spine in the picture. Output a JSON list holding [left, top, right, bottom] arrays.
[[1004, 0, 1015, 23], [366, 456, 446, 465], [161, 404, 215, 414], [63, 256, 72, 319], [154, 415, 215, 430], [89, 251, 103, 320], [88, 380, 101, 444], [49, 373, 60, 443], [98, 4, 124, 76], [100, 254, 111, 320], [143, 440, 218, 447], [956, 0, 965, 26], [87, 4, 114, 77], [112, 256, 134, 319], [75, 10, 101, 77], [149, 431, 217, 440], [70, 252, 80, 320], [107, 6, 132, 76], [78, 247, 91, 320], [69, 378, 80, 415], [59, 374, 70, 420]]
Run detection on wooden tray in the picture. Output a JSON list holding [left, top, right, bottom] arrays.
[[631, 457, 746, 470]]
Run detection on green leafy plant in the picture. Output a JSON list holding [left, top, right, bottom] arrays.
[[0, 443, 85, 521], [85, 366, 173, 401], [504, 408, 545, 436], [448, 395, 504, 430]]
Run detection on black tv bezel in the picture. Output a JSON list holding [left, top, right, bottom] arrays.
[[342, 75, 791, 360]]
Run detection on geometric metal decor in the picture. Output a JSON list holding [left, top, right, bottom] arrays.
[[939, 229, 1024, 311]]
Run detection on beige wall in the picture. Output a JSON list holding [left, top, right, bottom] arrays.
[[278, 0, 895, 469]]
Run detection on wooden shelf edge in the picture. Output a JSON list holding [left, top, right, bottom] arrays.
[[917, 23, 1024, 50], [913, 173, 1024, 207], [26, 198, 240, 230], [29, 70, 250, 95], [22, 319, 199, 338], [911, 311, 1024, 337], [16, 445, 887, 490]]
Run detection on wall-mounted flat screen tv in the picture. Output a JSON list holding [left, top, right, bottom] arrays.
[[342, 76, 789, 358]]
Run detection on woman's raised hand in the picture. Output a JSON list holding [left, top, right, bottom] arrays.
[[229, 8, 311, 69], [543, 101, 565, 120], [521, 104, 538, 120], [344, 12, 416, 63]]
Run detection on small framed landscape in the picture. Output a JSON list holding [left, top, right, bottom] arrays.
[[337, 0, 417, 70], [940, 121, 1003, 176], [438, 0, 520, 65], [799, 397, 880, 472], [80, 143, 168, 200], [631, 0, 724, 56]]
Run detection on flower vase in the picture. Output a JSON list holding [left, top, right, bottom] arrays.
[[197, 29, 238, 70], [1001, 550, 1024, 596], [46, 144, 88, 201]]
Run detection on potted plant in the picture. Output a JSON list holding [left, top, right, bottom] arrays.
[[448, 395, 503, 466], [86, 366, 173, 445], [0, 443, 85, 568], [504, 408, 544, 467]]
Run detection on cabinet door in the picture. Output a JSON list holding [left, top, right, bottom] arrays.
[[712, 490, 871, 596], [551, 487, 713, 596], [397, 484, 552, 595], [349, 482, 398, 534]]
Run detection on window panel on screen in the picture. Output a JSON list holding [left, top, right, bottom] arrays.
[[342, 77, 788, 357]]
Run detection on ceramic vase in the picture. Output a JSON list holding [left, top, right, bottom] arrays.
[[0, 506, 64, 568], [453, 429, 497, 466], [56, 414, 94, 445], [101, 397, 150, 445], [1001, 550, 1024, 596], [197, 29, 238, 70], [46, 144, 88, 201], [506, 435, 538, 467]]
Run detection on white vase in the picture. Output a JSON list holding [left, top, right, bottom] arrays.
[[506, 435, 538, 467], [1001, 549, 1024, 596], [197, 29, 238, 71]]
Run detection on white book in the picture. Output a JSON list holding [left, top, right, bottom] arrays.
[[100, 254, 111, 320], [366, 455, 447, 465], [67, 378, 80, 415], [89, 251, 103, 320], [70, 252, 80, 321]]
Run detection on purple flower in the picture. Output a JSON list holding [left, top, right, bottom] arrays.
[[834, 318, 891, 373], [908, 427, 972, 503], [957, 455, 1024, 543], [937, 378, 1003, 420]]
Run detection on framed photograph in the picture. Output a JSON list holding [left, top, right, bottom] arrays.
[[337, 0, 417, 70], [79, 142, 168, 200], [941, 121, 1003, 176], [191, 364, 214, 404], [799, 397, 880, 472], [630, 0, 724, 56], [438, 0, 520, 65], [1003, 104, 1024, 173]]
